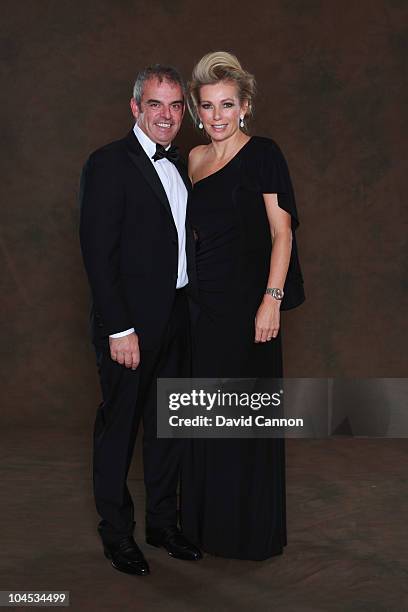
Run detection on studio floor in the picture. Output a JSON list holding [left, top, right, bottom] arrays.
[[1, 429, 408, 611]]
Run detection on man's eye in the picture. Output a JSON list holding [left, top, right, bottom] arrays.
[[172, 104, 182, 111], [150, 103, 160, 108]]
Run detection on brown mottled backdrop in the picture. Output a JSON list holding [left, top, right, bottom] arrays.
[[1, 0, 407, 427]]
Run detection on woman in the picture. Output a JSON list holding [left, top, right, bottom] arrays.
[[181, 51, 305, 560]]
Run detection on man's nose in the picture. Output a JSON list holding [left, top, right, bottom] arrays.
[[162, 106, 172, 120]]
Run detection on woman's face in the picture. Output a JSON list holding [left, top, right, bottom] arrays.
[[197, 81, 248, 142]]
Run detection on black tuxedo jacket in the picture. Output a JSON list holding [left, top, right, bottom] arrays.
[[79, 130, 196, 350]]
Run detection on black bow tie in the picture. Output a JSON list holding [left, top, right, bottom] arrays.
[[152, 143, 180, 164]]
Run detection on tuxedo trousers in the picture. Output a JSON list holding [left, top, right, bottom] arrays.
[[93, 288, 190, 542]]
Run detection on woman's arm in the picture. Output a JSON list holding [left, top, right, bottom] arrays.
[[254, 193, 292, 343]]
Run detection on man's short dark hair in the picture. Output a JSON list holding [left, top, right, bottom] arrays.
[[132, 64, 185, 106]]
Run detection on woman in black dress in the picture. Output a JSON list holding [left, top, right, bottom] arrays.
[[181, 51, 305, 560]]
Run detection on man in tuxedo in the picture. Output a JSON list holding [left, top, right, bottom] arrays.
[[79, 65, 201, 576]]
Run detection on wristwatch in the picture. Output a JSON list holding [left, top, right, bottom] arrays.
[[265, 287, 284, 301]]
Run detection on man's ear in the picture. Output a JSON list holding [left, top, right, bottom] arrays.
[[130, 97, 140, 120]]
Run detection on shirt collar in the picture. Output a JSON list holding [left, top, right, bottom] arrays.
[[133, 123, 171, 160]]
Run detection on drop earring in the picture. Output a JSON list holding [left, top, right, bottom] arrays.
[[240, 117, 244, 128], [198, 121, 203, 129]]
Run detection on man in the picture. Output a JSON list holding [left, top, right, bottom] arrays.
[[79, 65, 201, 576]]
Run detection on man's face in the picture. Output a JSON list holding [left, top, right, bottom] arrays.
[[130, 77, 185, 146]]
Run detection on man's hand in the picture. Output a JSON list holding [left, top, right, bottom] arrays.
[[109, 332, 140, 370]]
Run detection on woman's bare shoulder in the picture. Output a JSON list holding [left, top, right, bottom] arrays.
[[189, 144, 209, 162], [188, 144, 210, 179]]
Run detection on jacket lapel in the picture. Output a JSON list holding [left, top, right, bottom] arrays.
[[125, 130, 174, 221], [174, 158, 192, 195]]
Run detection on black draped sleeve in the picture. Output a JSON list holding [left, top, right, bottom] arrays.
[[236, 136, 305, 311], [259, 138, 299, 230]]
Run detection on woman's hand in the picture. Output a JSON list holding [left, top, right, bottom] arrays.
[[255, 297, 280, 343]]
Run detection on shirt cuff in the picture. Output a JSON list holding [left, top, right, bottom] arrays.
[[109, 328, 135, 338]]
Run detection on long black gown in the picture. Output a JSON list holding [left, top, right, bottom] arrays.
[[181, 136, 304, 560]]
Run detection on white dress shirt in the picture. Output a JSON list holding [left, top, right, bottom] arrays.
[[110, 124, 188, 338]]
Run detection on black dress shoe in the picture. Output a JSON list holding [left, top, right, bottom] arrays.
[[103, 535, 150, 576], [146, 526, 202, 561]]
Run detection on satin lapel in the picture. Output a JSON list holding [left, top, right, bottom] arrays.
[[174, 158, 193, 195], [125, 131, 173, 220]]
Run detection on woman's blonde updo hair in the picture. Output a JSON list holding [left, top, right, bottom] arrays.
[[188, 51, 256, 132]]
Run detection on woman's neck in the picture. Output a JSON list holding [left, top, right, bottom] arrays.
[[209, 132, 250, 161]]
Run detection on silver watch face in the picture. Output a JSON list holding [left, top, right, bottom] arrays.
[[266, 288, 284, 300]]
